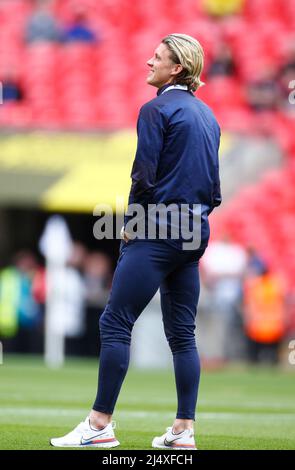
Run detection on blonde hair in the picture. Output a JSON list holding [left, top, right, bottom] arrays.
[[162, 33, 205, 92]]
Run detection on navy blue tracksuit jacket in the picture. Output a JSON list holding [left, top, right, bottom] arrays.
[[125, 83, 222, 250]]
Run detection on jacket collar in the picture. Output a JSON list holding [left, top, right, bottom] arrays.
[[157, 83, 188, 96]]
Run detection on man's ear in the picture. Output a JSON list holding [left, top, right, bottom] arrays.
[[171, 63, 183, 77]]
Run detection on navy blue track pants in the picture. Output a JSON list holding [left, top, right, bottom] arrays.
[[93, 239, 205, 420]]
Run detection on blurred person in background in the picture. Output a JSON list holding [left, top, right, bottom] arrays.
[[1, 69, 24, 103], [0, 251, 42, 354], [207, 42, 236, 78], [0, 260, 21, 350], [242, 266, 286, 365], [25, 0, 62, 43], [31, 260, 46, 346], [245, 246, 268, 277], [63, 8, 99, 44], [201, 236, 247, 363], [246, 64, 281, 112], [13, 251, 43, 353], [63, 242, 87, 357], [83, 251, 112, 357], [50, 33, 221, 450]]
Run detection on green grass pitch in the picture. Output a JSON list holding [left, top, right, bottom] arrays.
[[0, 355, 294, 450]]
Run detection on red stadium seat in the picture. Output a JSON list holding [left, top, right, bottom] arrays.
[[198, 76, 247, 110]]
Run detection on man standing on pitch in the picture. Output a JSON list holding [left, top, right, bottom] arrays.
[[51, 33, 221, 450]]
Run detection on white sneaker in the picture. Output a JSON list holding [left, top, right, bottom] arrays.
[[152, 427, 197, 450], [50, 417, 120, 448]]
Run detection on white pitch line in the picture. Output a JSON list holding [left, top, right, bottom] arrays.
[[0, 407, 294, 421]]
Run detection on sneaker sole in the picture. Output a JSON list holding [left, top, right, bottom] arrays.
[[50, 439, 120, 448], [152, 443, 197, 450]]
